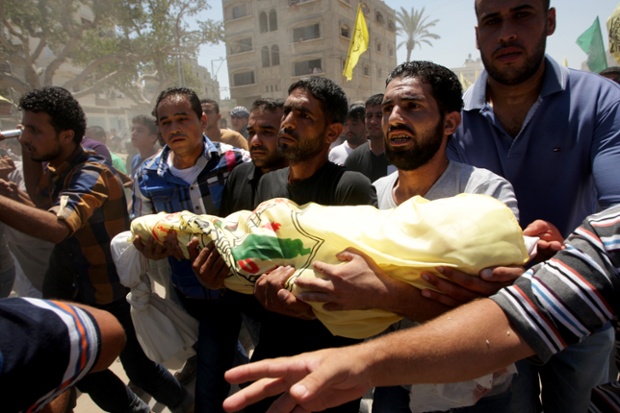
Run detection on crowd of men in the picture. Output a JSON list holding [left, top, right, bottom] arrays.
[[1, 0, 620, 412]]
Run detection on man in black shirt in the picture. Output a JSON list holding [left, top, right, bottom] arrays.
[[344, 93, 392, 182], [193, 76, 376, 413]]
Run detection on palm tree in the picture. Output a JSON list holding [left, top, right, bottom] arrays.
[[395, 7, 440, 62]]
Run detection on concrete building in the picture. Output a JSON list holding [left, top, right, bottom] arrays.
[[222, 0, 397, 108]]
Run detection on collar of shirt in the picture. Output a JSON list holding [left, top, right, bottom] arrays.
[[463, 55, 568, 112]]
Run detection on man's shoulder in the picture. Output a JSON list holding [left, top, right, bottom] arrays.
[[220, 129, 246, 140]]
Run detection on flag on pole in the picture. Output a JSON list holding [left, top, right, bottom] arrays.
[[576, 16, 608, 73], [343, 4, 369, 81], [607, 2, 620, 64]]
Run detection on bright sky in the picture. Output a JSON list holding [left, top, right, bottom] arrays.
[[197, 0, 620, 99]]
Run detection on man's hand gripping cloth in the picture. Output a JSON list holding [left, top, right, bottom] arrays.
[[129, 193, 531, 340]]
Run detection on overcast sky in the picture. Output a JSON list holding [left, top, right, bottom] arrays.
[[197, 0, 620, 99]]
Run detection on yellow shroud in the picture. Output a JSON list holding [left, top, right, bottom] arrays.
[[131, 194, 529, 339]]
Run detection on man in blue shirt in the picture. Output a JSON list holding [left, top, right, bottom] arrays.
[[133, 87, 249, 413], [444, 1, 620, 412]]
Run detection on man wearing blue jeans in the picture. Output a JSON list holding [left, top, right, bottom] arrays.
[[133, 86, 249, 412]]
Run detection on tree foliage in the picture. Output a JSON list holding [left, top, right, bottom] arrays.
[[395, 7, 440, 62], [0, 0, 223, 104]]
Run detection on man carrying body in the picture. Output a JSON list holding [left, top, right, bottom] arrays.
[[294, 61, 519, 412], [193, 97, 287, 367], [133, 86, 249, 413], [442, 1, 620, 411], [201, 99, 249, 151], [344, 93, 393, 182], [222, 203, 620, 413], [328, 103, 367, 165], [194, 76, 377, 412], [217, 98, 287, 215], [5, 86, 191, 413]]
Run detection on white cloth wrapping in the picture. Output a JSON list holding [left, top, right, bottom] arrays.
[[110, 231, 198, 368]]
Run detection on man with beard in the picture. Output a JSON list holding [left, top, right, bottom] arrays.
[[195, 76, 377, 413], [3, 86, 192, 413], [193, 98, 288, 360], [439, 1, 620, 412], [293, 61, 519, 413], [217, 98, 287, 215], [344, 93, 395, 182], [328, 103, 367, 165]]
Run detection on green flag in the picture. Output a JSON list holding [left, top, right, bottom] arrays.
[[576, 16, 608, 73]]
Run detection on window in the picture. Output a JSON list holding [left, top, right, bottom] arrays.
[[388, 46, 394, 57], [376, 11, 385, 24], [271, 45, 280, 66], [294, 59, 322, 76], [262, 46, 270, 67], [233, 71, 255, 86], [363, 64, 370, 76], [388, 18, 396, 31], [293, 23, 320, 42], [376, 41, 382, 53], [232, 4, 248, 19], [230, 37, 252, 54], [340, 24, 350, 38], [269, 9, 278, 31], [259, 12, 268, 33]]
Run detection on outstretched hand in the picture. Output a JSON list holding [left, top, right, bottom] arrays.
[[223, 347, 371, 413]]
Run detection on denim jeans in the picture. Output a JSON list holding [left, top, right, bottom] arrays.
[[77, 298, 187, 413], [177, 290, 242, 413], [373, 385, 512, 413], [509, 323, 614, 413]]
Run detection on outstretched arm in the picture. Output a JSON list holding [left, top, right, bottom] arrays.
[[224, 298, 532, 412]]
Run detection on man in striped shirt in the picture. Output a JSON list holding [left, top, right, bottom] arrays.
[[5, 86, 191, 413], [1, 297, 125, 413], [221, 204, 620, 413]]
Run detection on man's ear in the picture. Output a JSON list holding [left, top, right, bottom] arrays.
[[546, 7, 556, 36], [325, 123, 344, 144], [200, 112, 208, 131], [59, 130, 75, 144], [443, 111, 461, 136]]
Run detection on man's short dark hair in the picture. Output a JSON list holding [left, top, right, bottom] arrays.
[[200, 98, 220, 114], [287, 76, 349, 124], [132, 115, 158, 135], [251, 98, 285, 113], [366, 93, 384, 108], [18, 86, 86, 144], [152, 87, 202, 121], [474, 0, 550, 17], [386, 61, 463, 115], [347, 103, 366, 122]]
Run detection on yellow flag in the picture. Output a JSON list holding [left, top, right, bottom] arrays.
[[343, 4, 369, 81]]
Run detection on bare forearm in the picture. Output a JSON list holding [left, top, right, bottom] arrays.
[[364, 298, 533, 386], [0, 195, 69, 243]]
